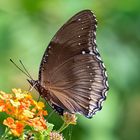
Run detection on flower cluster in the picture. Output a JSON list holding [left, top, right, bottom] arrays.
[[50, 131, 63, 140], [0, 89, 47, 137], [0, 88, 77, 140]]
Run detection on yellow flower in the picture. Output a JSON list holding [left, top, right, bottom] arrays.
[[12, 88, 26, 100], [22, 109, 34, 118], [63, 112, 77, 125], [37, 101, 45, 109], [0, 91, 12, 100], [10, 99, 20, 107], [12, 88, 22, 94]]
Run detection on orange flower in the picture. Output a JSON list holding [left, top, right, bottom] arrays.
[[11, 121, 24, 137], [3, 117, 24, 136], [0, 100, 5, 111], [3, 117, 15, 127], [4, 102, 15, 115], [37, 110, 48, 116], [1, 89, 48, 137], [27, 117, 47, 131]]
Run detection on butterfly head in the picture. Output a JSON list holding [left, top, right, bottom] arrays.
[[27, 79, 50, 101], [27, 79, 40, 91]]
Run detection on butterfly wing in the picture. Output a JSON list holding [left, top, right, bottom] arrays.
[[39, 10, 109, 118]]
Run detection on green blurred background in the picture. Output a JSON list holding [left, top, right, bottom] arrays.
[[0, 0, 140, 140]]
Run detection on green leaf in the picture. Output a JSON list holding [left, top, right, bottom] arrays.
[[47, 122, 54, 132]]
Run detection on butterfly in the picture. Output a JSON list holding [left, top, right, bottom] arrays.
[[28, 10, 109, 118]]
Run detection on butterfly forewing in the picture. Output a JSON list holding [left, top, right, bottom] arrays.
[[38, 10, 109, 118]]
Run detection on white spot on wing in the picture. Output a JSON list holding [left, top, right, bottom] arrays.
[[103, 72, 107, 79], [95, 48, 99, 53], [82, 51, 86, 54], [102, 63, 106, 68], [89, 105, 94, 111], [97, 56, 102, 61], [89, 88, 92, 90], [89, 51, 94, 55], [106, 80, 109, 87]]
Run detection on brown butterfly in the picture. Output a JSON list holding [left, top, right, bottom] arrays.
[[28, 10, 109, 118]]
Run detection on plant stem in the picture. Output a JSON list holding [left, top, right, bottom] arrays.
[[38, 133, 44, 140], [58, 122, 69, 133], [0, 128, 10, 140]]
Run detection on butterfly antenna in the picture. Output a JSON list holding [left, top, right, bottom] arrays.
[[10, 59, 32, 80], [19, 59, 33, 80]]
